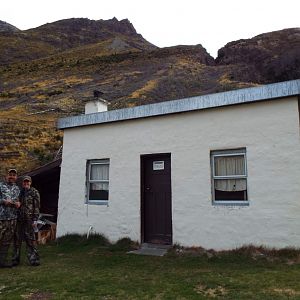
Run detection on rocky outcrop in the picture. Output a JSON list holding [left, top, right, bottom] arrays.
[[216, 28, 300, 83], [149, 45, 215, 66], [101, 17, 138, 36]]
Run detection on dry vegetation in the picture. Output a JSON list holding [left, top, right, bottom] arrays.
[[1, 46, 243, 173], [0, 21, 299, 173]]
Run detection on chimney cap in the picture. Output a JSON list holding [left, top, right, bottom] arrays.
[[95, 97, 110, 105], [93, 90, 104, 98]]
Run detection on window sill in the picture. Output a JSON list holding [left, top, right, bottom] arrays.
[[86, 200, 109, 206], [212, 200, 249, 206]]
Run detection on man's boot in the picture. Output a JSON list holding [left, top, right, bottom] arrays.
[[11, 248, 20, 266], [28, 250, 40, 266]]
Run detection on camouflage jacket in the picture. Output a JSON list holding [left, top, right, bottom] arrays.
[[19, 187, 40, 221], [0, 181, 20, 220]]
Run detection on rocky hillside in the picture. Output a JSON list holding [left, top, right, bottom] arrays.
[[0, 18, 299, 174], [216, 28, 300, 83], [0, 17, 156, 65], [0, 20, 20, 32]]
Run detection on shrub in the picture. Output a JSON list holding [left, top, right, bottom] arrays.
[[55, 234, 138, 253], [56, 233, 110, 250]]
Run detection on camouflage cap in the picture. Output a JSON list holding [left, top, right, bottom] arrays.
[[8, 168, 17, 174], [23, 175, 32, 182]]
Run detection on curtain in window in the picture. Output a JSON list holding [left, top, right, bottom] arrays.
[[214, 155, 246, 192], [214, 155, 245, 176], [91, 182, 109, 191], [90, 164, 109, 181], [215, 179, 246, 192]]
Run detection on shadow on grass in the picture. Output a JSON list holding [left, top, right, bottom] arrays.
[[108, 237, 139, 252]]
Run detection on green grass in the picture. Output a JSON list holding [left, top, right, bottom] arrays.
[[1, 235, 300, 299]]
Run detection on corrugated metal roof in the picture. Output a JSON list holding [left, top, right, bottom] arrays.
[[57, 79, 300, 130]]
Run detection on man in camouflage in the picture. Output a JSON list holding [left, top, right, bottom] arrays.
[[12, 176, 40, 266], [0, 169, 20, 268]]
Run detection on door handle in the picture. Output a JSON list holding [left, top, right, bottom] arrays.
[[146, 187, 151, 191]]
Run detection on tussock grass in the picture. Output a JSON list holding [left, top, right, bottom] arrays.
[[56, 234, 138, 253], [56, 233, 110, 246], [227, 245, 300, 259], [55, 233, 110, 254], [172, 244, 300, 264]]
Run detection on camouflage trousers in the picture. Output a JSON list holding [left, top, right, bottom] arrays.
[[0, 219, 17, 264], [13, 219, 39, 265]]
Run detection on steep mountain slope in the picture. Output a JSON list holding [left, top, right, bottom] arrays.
[[0, 19, 299, 174], [0, 18, 156, 65], [216, 28, 300, 82]]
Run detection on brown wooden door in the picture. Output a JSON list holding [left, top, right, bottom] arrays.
[[141, 154, 172, 245]]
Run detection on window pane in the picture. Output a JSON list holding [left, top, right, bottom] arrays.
[[214, 155, 245, 176], [214, 189, 247, 201], [89, 183, 109, 200], [90, 164, 109, 180]]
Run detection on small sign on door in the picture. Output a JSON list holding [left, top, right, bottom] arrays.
[[153, 161, 164, 170]]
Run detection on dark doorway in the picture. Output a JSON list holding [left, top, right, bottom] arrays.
[[21, 159, 61, 222], [141, 153, 172, 245]]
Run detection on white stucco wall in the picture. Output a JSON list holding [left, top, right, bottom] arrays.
[[57, 97, 300, 250]]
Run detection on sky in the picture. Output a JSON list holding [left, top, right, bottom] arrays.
[[1, 0, 299, 58]]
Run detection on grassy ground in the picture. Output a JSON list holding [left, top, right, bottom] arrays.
[[1, 235, 300, 300]]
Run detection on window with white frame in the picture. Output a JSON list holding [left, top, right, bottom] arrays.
[[211, 149, 248, 203], [86, 159, 110, 203]]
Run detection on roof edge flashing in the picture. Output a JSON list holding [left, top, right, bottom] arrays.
[[57, 79, 300, 130]]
